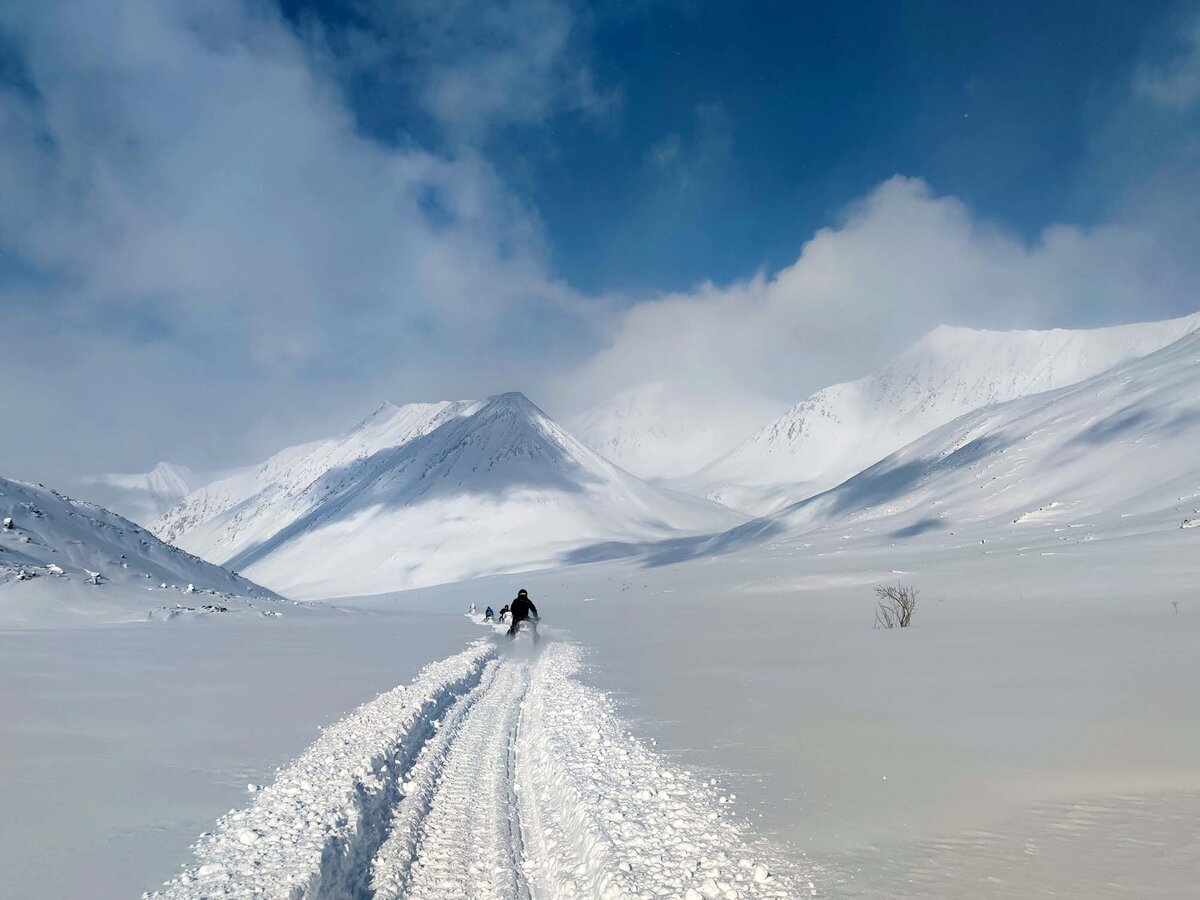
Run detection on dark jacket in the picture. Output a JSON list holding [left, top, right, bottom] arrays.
[[510, 595, 538, 622]]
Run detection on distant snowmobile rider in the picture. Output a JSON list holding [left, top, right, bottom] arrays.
[[507, 589, 539, 638], [484, 606, 494, 621]]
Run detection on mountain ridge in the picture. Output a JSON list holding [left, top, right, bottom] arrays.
[[154, 392, 744, 598], [680, 311, 1200, 513]]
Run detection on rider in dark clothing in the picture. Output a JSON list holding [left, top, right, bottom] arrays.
[[507, 588, 539, 638]]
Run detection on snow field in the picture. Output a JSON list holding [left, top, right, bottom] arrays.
[[516, 643, 807, 900], [381, 659, 532, 899], [151, 641, 495, 898], [151, 639, 809, 899]]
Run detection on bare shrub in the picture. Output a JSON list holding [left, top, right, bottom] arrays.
[[874, 583, 918, 629]]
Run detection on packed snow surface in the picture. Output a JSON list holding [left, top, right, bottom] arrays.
[[0, 476, 279, 624], [153, 393, 744, 598], [154, 639, 809, 899], [685, 311, 1200, 513]]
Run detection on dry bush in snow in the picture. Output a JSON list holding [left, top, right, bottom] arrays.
[[874, 583, 918, 629]]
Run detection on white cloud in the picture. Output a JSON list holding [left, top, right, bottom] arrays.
[[560, 175, 1194, 412], [0, 0, 587, 478], [1134, 15, 1200, 110], [338, 0, 618, 141], [2, 0, 1200, 485]]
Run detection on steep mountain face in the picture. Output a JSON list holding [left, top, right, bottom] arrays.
[[153, 400, 473, 548], [154, 393, 745, 598], [71, 461, 202, 524], [571, 383, 785, 480], [685, 312, 1200, 514], [0, 476, 280, 622], [728, 328, 1200, 547]]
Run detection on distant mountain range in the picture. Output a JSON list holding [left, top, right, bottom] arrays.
[[569, 382, 785, 480], [667, 312, 1200, 513], [152, 392, 744, 598], [40, 309, 1198, 604], [732, 324, 1200, 548]]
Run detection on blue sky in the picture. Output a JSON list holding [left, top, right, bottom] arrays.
[[284, 0, 1177, 293], [2, 0, 1200, 480]]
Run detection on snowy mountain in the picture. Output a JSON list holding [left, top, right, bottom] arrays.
[[0, 476, 280, 624], [684, 312, 1200, 514], [728, 327, 1200, 548], [153, 393, 745, 598], [570, 383, 785, 480], [71, 461, 204, 525]]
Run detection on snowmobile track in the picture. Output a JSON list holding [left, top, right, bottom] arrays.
[[153, 640, 813, 899], [372, 658, 532, 900]]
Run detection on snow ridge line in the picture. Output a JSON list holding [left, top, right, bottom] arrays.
[[150, 641, 495, 899], [516, 644, 805, 900]]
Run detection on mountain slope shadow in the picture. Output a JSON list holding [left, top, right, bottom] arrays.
[[223, 395, 601, 572], [562, 433, 1010, 569]]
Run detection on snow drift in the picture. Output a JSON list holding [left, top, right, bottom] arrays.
[[153, 393, 745, 598], [684, 311, 1200, 513]]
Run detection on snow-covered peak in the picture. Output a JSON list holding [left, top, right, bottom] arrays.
[[153, 393, 744, 598], [755, 326, 1200, 544], [686, 311, 1200, 513]]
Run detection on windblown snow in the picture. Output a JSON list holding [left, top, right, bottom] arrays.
[[69, 461, 203, 525], [0, 476, 279, 625], [571, 382, 785, 480], [153, 393, 745, 598], [683, 311, 1200, 514], [153, 640, 810, 900]]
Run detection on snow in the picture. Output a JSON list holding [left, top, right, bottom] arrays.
[[153, 392, 745, 598], [683, 311, 1200, 513], [381, 526, 1200, 899], [67, 461, 204, 525], [152, 641, 495, 898], [152, 638, 812, 899], [571, 382, 786, 480], [747, 325, 1200, 544], [0, 476, 280, 626], [0, 608, 480, 899], [5, 316, 1200, 899]]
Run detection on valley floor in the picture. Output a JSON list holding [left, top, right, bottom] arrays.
[[2, 520, 1197, 898], [153, 636, 808, 899]]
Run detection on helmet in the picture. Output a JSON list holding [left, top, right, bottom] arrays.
[[517, 588, 528, 597]]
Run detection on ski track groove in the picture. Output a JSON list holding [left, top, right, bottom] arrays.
[[152, 640, 813, 900], [369, 661, 499, 899], [385, 658, 532, 900]]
